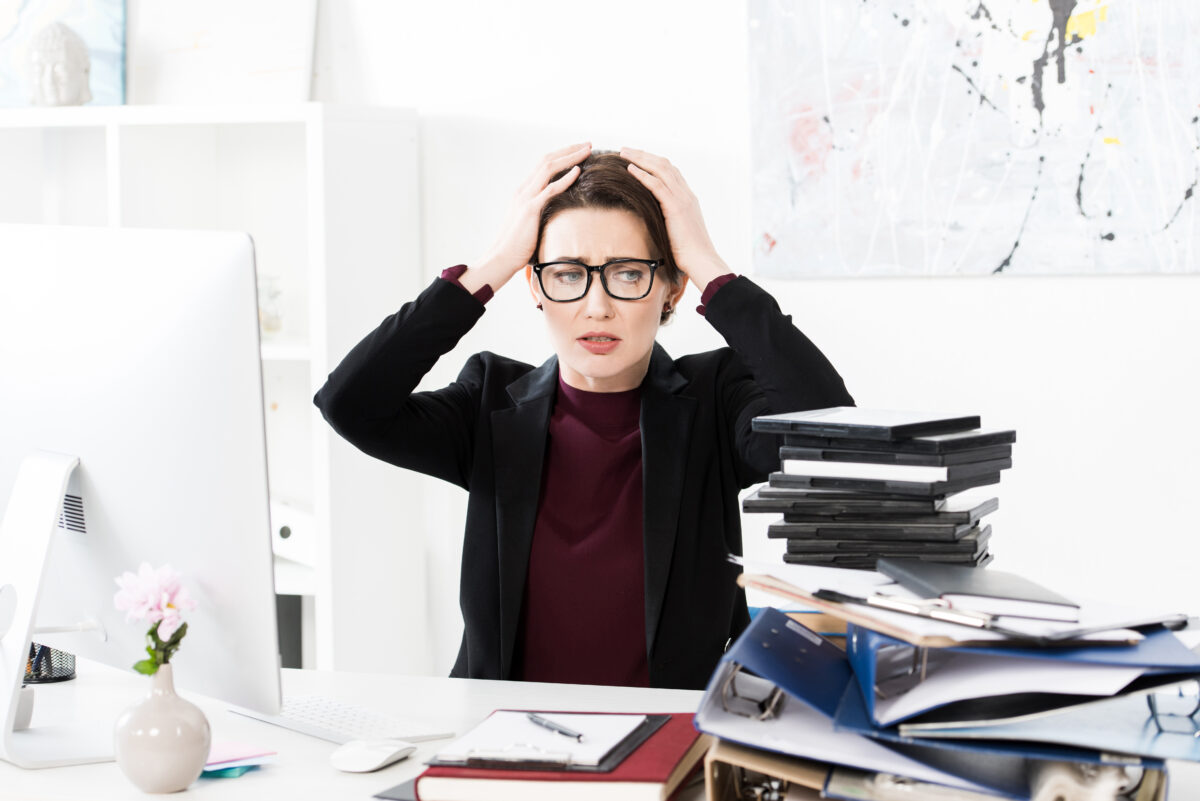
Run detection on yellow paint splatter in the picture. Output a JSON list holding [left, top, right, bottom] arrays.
[[1022, 29, 1035, 41], [1066, 4, 1110, 42], [1103, 137, 1122, 145]]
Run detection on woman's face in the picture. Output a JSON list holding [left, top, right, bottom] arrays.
[[534, 207, 678, 393]]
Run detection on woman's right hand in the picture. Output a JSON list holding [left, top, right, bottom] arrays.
[[462, 142, 591, 294]]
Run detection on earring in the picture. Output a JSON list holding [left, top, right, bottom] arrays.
[[537, 303, 543, 311], [663, 303, 673, 314]]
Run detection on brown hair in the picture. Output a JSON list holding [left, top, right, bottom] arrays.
[[535, 151, 682, 323]]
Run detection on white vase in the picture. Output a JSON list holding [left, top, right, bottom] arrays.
[[113, 663, 211, 793]]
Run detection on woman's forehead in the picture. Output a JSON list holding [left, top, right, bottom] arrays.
[[541, 207, 654, 260]]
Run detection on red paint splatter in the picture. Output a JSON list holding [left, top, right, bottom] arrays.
[[761, 232, 777, 254], [1090, 105, 1094, 114], [788, 105, 834, 173]]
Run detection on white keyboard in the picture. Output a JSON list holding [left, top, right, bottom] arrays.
[[231, 695, 455, 745]]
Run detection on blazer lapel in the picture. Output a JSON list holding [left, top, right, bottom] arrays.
[[640, 344, 696, 662], [492, 356, 558, 679]]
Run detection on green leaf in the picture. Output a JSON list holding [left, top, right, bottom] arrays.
[[164, 622, 188, 647], [133, 659, 158, 675]]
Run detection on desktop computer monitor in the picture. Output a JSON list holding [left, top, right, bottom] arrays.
[[0, 224, 282, 767]]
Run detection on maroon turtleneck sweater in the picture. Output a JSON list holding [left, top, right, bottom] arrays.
[[513, 376, 649, 686]]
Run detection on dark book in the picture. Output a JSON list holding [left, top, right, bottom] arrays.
[[784, 552, 993, 569], [779, 444, 1012, 467], [769, 471, 1003, 498], [781, 428, 1016, 454], [785, 525, 990, 556], [769, 519, 976, 541], [876, 559, 1080, 622], [752, 408, 982, 441], [742, 487, 998, 523]]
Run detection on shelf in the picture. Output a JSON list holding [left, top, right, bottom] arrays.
[[273, 554, 317, 597], [0, 103, 413, 130]]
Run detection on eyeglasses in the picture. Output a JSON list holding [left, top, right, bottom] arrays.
[[1146, 680, 1200, 737], [531, 259, 661, 302]]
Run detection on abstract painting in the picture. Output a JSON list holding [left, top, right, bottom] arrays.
[[748, 0, 1200, 276], [0, 0, 125, 107]]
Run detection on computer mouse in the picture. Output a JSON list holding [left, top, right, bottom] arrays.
[[329, 739, 417, 773]]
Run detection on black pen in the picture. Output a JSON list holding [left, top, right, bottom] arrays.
[[527, 712, 585, 742]]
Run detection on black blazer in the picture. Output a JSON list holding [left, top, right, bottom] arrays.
[[314, 275, 853, 689]]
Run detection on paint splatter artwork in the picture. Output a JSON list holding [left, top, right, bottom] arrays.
[[748, 0, 1200, 275]]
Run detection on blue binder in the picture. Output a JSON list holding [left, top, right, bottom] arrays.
[[846, 623, 1200, 728], [832, 678, 1165, 794], [695, 608, 1021, 796]]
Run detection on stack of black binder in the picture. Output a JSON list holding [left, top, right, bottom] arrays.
[[746, 408, 1015, 570]]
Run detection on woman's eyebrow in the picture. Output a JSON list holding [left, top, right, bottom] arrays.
[[546, 256, 647, 263]]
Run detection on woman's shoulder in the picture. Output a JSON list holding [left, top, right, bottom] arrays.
[[660, 344, 743, 385], [456, 350, 547, 392]]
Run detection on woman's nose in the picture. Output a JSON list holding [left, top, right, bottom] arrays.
[[582, 276, 615, 317]]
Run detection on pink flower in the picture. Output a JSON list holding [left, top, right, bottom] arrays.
[[113, 563, 197, 641]]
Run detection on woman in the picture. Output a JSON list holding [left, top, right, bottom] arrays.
[[314, 143, 853, 690]]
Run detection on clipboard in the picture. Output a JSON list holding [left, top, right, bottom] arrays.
[[426, 711, 668, 773]]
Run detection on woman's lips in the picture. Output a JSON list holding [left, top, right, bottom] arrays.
[[578, 333, 621, 355]]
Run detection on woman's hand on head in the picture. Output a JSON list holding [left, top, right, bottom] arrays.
[[462, 143, 591, 295], [620, 147, 732, 291]]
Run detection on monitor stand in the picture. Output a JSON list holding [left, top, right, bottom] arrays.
[[0, 451, 114, 768]]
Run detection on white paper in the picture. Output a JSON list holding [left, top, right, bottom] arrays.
[[734, 557, 894, 595], [874, 652, 1145, 726], [431, 711, 645, 767], [741, 562, 1162, 646], [783, 459, 949, 481]]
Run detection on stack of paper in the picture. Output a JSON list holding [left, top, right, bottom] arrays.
[[703, 559, 1198, 800], [747, 408, 1014, 569]]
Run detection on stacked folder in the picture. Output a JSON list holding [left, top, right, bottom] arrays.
[[746, 408, 1015, 570], [694, 562, 1200, 800]]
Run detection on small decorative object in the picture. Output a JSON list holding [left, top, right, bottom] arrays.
[[0, 1, 124, 108], [111, 564, 210, 794], [28, 22, 93, 107], [257, 274, 284, 339]]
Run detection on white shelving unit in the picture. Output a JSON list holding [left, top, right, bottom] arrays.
[[0, 103, 431, 673]]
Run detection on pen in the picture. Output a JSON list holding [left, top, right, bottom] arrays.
[[526, 712, 585, 742]]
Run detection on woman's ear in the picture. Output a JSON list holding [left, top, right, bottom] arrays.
[[525, 265, 542, 309], [669, 275, 689, 310]]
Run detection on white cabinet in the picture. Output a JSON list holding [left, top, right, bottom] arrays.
[[0, 103, 431, 673]]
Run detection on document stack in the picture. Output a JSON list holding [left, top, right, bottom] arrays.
[[695, 558, 1200, 800], [745, 408, 1015, 570]]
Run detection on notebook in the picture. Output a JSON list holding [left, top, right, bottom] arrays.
[[412, 713, 709, 801], [877, 559, 1080, 622]]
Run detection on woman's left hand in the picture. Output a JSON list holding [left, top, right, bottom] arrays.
[[620, 147, 732, 290]]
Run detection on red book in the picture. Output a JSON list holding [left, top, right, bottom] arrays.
[[414, 713, 710, 801]]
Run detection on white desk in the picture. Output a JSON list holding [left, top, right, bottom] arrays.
[[0, 661, 701, 800], [2, 660, 1198, 800]]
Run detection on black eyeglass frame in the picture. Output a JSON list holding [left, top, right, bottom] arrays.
[[531, 258, 662, 302]]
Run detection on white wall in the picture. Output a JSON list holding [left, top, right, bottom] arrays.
[[313, 0, 1200, 674]]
